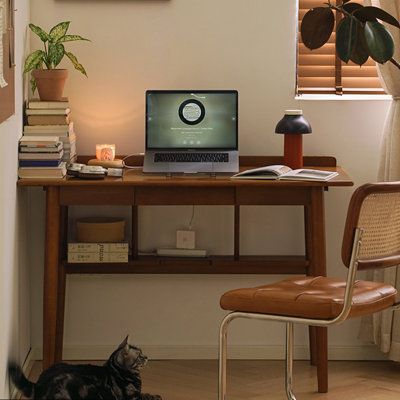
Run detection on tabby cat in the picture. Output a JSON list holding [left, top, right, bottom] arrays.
[[9, 336, 162, 400]]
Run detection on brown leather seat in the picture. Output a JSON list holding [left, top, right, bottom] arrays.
[[219, 183, 400, 400], [220, 276, 397, 320]]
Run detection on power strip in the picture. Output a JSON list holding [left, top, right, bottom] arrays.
[[157, 248, 207, 257]]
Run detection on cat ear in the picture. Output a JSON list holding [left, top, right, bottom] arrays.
[[118, 335, 129, 349]]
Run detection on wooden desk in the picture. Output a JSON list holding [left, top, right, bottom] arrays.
[[18, 156, 353, 393]]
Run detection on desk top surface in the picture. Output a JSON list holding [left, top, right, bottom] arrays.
[[18, 166, 353, 188]]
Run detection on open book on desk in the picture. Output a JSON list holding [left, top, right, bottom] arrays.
[[231, 165, 339, 181]]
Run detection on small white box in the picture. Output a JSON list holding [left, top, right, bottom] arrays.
[[176, 230, 195, 249]]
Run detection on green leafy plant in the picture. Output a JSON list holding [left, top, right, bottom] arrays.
[[24, 21, 90, 92], [301, 1, 400, 70]]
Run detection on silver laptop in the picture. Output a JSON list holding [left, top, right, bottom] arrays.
[[143, 90, 239, 174]]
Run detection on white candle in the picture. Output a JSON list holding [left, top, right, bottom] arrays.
[[96, 144, 115, 161]]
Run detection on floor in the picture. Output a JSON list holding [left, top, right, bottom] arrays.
[[26, 360, 400, 399]]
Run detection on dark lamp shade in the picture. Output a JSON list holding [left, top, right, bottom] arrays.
[[275, 112, 312, 135]]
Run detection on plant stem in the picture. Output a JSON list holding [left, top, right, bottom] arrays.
[[43, 41, 51, 69], [390, 57, 400, 70], [327, 3, 352, 18]]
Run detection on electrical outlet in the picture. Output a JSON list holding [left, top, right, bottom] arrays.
[[176, 230, 195, 249]]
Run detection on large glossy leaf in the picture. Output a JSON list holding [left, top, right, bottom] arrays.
[[355, 6, 400, 29], [301, 7, 335, 50], [65, 52, 87, 76], [336, 17, 358, 63], [23, 50, 45, 73], [343, 3, 363, 14], [364, 21, 395, 63], [29, 24, 49, 42], [350, 25, 369, 66], [49, 22, 70, 42], [48, 43, 65, 67], [59, 34, 90, 42]]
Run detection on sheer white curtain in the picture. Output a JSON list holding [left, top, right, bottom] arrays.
[[360, 0, 400, 360]]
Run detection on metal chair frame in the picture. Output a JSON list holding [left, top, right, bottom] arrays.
[[218, 227, 399, 400]]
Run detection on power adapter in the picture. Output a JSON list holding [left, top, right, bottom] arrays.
[[176, 230, 195, 249]]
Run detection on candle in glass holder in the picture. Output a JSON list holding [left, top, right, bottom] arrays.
[[96, 144, 115, 161]]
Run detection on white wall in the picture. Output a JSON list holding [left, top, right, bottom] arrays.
[[0, 1, 30, 397], [29, 0, 391, 360]]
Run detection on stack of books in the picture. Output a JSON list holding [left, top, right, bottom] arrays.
[[18, 136, 67, 179], [68, 242, 129, 263], [23, 98, 77, 164]]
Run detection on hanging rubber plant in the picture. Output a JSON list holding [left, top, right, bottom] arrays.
[[301, 1, 400, 70]]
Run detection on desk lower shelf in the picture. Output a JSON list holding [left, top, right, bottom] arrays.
[[64, 255, 309, 275]]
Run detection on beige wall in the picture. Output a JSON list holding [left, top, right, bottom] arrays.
[[29, 0, 391, 359], [0, 1, 30, 396]]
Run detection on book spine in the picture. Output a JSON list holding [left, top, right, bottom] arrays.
[[19, 151, 63, 160], [27, 115, 70, 125], [20, 146, 63, 153], [26, 108, 70, 116], [68, 243, 129, 253], [28, 99, 69, 109], [20, 135, 60, 142], [67, 252, 129, 263], [23, 122, 73, 133], [23, 130, 70, 137], [19, 160, 61, 167]]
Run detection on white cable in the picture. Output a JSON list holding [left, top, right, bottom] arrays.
[[188, 205, 195, 230], [122, 153, 145, 169]]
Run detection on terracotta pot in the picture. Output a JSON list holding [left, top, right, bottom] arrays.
[[32, 69, 68, 101]]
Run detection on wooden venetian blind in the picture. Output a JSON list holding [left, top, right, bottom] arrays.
[[297, 0, 384, 95]]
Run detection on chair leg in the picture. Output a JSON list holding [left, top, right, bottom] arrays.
[[285, 322, 297, 400], [218, 314, 232, 400], [316, 326, 328, 393]]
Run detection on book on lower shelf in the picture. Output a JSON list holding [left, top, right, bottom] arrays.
[[68, 242, 129, 253], [231, 165, 339, 182], [68, 252, 129, 263]]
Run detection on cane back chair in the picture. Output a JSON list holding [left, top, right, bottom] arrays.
[[219, 182, 400, 399]]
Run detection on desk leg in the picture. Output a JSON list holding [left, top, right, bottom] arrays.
[[55, 205, 68, 362], [234, 206, 240, 260], [132, 206, 138, 259], [304, 205, 317, 367], [305, 187, 328, 393], [43, 186, 61, 369]]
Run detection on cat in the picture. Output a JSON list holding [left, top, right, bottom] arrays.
[[8, 335, 162, 400]]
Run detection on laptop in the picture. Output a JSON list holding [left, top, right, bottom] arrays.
[[143, 90, 239, 174]]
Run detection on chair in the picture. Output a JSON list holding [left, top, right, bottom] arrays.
[[218, 182, 400, 400]]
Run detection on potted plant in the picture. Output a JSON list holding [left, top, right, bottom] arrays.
[[24, 21, 90, 101], [301, 1, 400, 70]]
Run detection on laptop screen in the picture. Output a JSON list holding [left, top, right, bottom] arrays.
[[146, 90, 238, 150]]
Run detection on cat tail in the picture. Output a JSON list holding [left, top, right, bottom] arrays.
[[8, 361, 35, 398]]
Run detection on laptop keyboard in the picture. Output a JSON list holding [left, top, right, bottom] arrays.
[[154, 152, 229, 163]]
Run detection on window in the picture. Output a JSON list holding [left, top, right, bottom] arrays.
[[297, 0, 384, 95]]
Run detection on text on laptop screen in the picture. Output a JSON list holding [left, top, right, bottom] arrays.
[[146, 91, 238, 150]]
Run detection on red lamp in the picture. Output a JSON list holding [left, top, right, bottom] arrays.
[[275, 110, 312, 169]]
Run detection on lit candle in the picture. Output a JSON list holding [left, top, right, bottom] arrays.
[[96, 144, 116, 161]]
